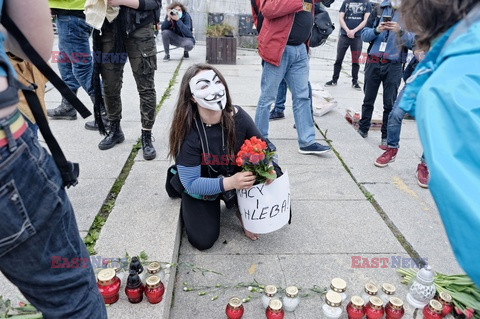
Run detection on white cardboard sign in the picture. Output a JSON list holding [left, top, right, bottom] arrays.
[[236, 171, 290, 234]]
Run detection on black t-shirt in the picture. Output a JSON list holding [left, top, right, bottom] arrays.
[[176, 106, 263, 178], [339, 0, 371, 37], [287, 0, 314, 46]]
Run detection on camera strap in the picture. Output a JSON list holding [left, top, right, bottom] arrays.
[[193, 115, 225, 176]]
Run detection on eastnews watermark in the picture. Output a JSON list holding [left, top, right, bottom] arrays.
[[51, 51, 128, 64], [51, 256, 128, 269], [351, 256, 428, 269]]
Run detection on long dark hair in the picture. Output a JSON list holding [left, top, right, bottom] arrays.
[[401, 0, 479, 49], [168, 64, 235, 160]]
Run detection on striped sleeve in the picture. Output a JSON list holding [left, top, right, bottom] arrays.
[[177, 165, 224, 196]]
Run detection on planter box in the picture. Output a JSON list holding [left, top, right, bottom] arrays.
[[206, 37, 237, 65]]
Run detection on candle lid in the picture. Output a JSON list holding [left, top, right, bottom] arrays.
[[146, 275, 161, 288], [268, 299, 283, 311], [330, 278, 347, 293], [428, 300, 443, 313], [389, 297, 404, 310], [228, 297, 243, 309], [439, 291, 452, 304], [351, 296, 365, 308], [285, 286, 299, 298], [147, 261, 161, 274], [265, 285, 277, 297], [325, 291, 342, 307], [365, 283, 378, 295], [382, 283, 396, 295], [97, 268, 115, 282], [369, 296, 383, 309]]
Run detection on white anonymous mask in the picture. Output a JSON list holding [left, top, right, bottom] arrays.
[[189, 70, 227, 111]]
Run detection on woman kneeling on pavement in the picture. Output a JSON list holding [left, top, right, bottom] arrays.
[[168, 64, 278, 250]]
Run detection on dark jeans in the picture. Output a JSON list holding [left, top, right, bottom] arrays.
[[56, 14, 94, 96], [0, 128, 107, 319], [332, 35, 362, 83], [161, 30, 195, 55], [101, 24, 157, 129], [359, 61, 402, 139], [181, 192, 221, 250]]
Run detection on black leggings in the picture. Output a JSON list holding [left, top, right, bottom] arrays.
[[181, 192, 222, 250]]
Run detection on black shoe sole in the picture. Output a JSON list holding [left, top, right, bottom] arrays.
[[269, 116, 285, 121], [98, 135, 125, 150], [48, 115, 77, 120], [85, 123, 111, 131], [143, 151, 157, 160]]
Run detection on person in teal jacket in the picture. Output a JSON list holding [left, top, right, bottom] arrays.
[[399, 0, 480, 287]]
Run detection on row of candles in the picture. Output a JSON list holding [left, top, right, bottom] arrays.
[[96, 259, 165, 305], [226, 276, 453, 319]]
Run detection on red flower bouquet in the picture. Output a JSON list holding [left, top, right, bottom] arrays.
[[236, 136, 276, 184]]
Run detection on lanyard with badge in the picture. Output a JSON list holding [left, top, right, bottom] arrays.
[[379, 8, 396, 53]]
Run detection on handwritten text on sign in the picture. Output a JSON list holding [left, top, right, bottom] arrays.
[[236, 171, 290, 234]]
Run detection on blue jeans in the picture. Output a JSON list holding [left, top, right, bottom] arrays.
[[271, 80, 313, 116], [56, 14, 94, 96], [386, 87, 406, 148], [0, 128, 107, 318], [255, 45, 316, 148]]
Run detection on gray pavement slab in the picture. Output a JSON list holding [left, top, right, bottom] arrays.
[[179, 200, 404, 256], [170, 254, 420, 319], [95, 160, 182, 319], [365, 183, 462, 274], [68, 177, 116, 232]]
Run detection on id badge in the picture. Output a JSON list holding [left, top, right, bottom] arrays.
[[303, 2, 312, 12], [379, 42, 387, 53]]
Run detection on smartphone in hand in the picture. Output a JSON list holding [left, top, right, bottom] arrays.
[[382, 15, 392, 22]]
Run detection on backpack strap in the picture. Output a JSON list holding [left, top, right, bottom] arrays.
[[0, 57, 80, 188], [1, 6, 91, 118]]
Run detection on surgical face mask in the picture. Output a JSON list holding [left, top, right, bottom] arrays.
[[177, 11, 183, 19], [391, 0, 401, 8], [189, 70, 227, 111]]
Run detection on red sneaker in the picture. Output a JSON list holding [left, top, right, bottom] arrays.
[[374, 148, 398, 167], [416, 162, 429, 188]]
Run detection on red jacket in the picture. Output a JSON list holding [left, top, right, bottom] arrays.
[[257, 0, 319, 66]]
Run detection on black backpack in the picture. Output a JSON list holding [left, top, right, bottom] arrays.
[[310, 7, 335, 47]]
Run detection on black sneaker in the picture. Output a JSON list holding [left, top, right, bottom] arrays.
[[352, 82, 362, 91], [356, 129, 368, 138], [298, 142, 331, 155], [269, 110, 285, 121], [183, 51, 189, 59], [163, 54, 170, 62], [325, 80, 337, 87]]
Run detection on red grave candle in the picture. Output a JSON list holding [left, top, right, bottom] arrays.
[[423, 300, 443, 319], [266, 299, 284, 319], [144, 275, 165, 304], [347, 296, 365, 319], [225, 297, 244, 319], [365, 296, 384, 319], [125, 270, 144, 303], [436, 291, 453, 317], [385, 297, 405, 319], [97, 269, 121, 305]]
